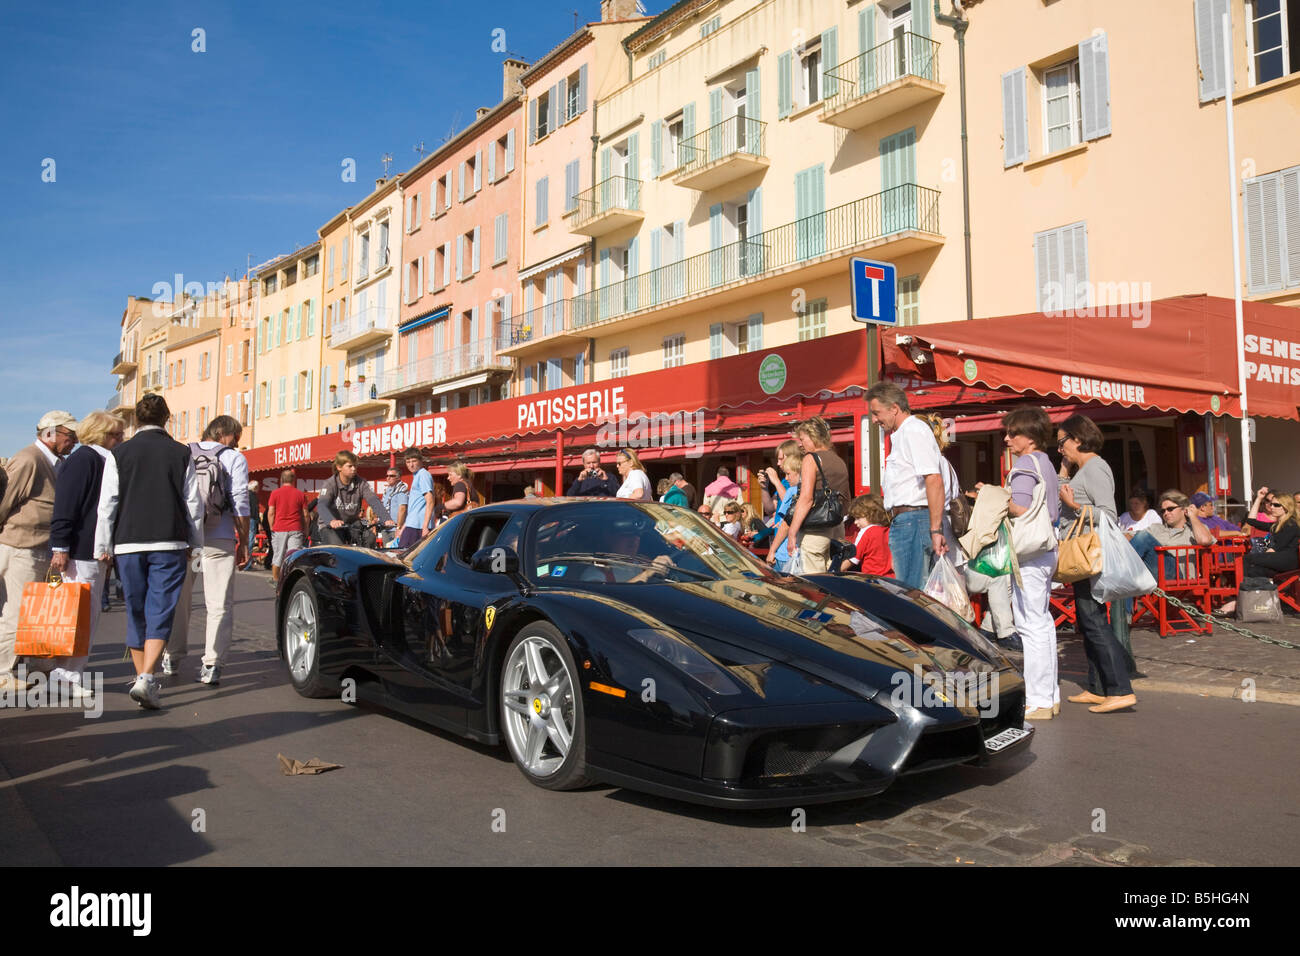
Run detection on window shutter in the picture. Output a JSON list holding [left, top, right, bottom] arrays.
[[292, 373, 300, 411], [505, 128, 516, 171], [457, 235, 465, 280], [1001, 67, 1028, 167], [682, 102, 696, 144], [405, 195, 412, 229], [1034, 227, 1062, 312], [1282, 166, 1300, 288], [748, 188, 762, 236], [430, 183, 437, 216], [403, 262, 410, 302], [778, 51, 792, 118], [709, 203, 723, 286], [254, 384, 260, 418], [822, 27, 838, 97], [444, 174, 452, 210], [257, 320, 263, 354], [1078, 32, 1111, 141], [307, 298, 316, 337], [458, 162, 466, 201], [709, 323, 723, 359], [427, 251, 434, 292], [673, 219, 685, 262], [708, 88, 723, 161], [578, 64, 588, 113], [443, 244, 451, 287], [487, 143, 496, 183], [306, 370, 313, 410], [329, 247, 336, 283], [471, 226, 481, 274], [494, 213, 505, 262], [651, 119, 663, 176], [1194, 0, 1229, 102], [627, 133, 639, 185], [627, 236, 639, 310], [558, 76, 568, 119], [548, 84, 559, 135], [321, 366, 329, 408], [1062, 222, 1089, 310], [342, 235, 349, 279], [860, 8, 876, 93], [914, 0, 930, 38], [565, 159, 579, 212], [474, 149, 482, 191], [470, 305, 479, 344], [536, 176, 548, 225], [1245, 174, 1284, 293], [747, 313, 764, 350], [746, 66, 760, 134], [529, 99, 537, 144], [575, 258, 586, 294]]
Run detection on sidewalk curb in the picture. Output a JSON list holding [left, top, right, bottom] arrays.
[[1130, 677, 1300, 707]]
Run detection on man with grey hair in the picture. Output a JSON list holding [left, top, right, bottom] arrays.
[[663, 472, 690, 507], [0, 411, 78, 692], [565, 448, 620, 497]]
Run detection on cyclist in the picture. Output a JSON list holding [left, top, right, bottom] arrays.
[[317, 450, 395, 547]]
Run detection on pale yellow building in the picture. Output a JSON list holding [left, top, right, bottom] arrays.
[[110, 295, 170, 430], [318, 208, 353, 433], [252, 242, 335, 445]]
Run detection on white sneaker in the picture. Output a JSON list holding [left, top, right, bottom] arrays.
[[161, 652, 180, 676], [50, 668, 94, 701], [128, 674, 161, 710]]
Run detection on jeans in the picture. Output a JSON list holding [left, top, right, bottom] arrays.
[[1129, 531, 1181, 580], [1073, 577, 1134, 696], [888, 509, 934, 591]]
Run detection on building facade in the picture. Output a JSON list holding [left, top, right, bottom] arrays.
[[110, 295, 170, 430], [215, 276, 256, 443]]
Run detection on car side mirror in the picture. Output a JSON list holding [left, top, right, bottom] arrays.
[[470, 545, 519, 574]]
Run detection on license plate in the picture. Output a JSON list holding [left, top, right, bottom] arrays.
[[983, 726, 1031, 753]]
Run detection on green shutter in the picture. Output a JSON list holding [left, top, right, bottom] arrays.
[[822, 27, 838, 97], [778, 52, 792, 118]]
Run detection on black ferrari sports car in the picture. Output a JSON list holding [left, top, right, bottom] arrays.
[[276, 498, 1032, 808]]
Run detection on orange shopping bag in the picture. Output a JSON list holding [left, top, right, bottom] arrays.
[[15, 574, 91, 658]]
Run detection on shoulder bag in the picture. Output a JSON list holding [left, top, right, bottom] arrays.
[[1054, 506, 1103, 583], [1004, 454, 1056, 560], [803, 453, 845, 529]]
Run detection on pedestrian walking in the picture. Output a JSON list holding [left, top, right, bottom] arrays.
[[785, 416, 851, 573], [266, 469, 309, 585], [399, 448, 432, 548], [242, 480, 261, 570], [46, 411, 126, 698], [163, 414, 249, 686], [997, 407, 1060, 721], [566, 448, 621, 497], [662, 472, 690, 507], [1056, 413, 1139, 711], [444, 462, 480, 516], [866, 383, 947, 589], [93, 394, 203, 710], [614, 449, 652, 501], [0, 410, 78, 693]]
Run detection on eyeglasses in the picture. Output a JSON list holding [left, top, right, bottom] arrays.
[[1056, 436, 1073, 449], [1267, 501, 1283, 509], [1160, 505, 1180, 513]]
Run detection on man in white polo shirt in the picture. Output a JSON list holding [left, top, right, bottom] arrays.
[[867, 382, 947, 590]]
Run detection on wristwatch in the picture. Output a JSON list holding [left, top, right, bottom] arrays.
[[930, 528, 944, 535]]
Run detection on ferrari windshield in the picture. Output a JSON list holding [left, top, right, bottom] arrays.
[[529, 501, 767, 585]]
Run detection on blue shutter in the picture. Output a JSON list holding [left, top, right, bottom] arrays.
[[505, 128, 516, 171], [777, 52, 792, 118], [627, 133, 639, 191], [860, 7, 876, 93], [747, 313, 763, 350], [574, 351, 585, 386], [1079, 32, 1111, 141], [748, 188, 764, 273], [320, 366, 329, 408], [626, 236, 639, 310], [547, 84, 559, 135], [649, 227, 662, 305], [558, 76, 569, 122], [709, 203, 723, 286], [651, 119, 663, 176], [598, 248, 611, 319], [709, 323, 723, 359], [577, 64, 588, 112], [565, 159, 579, 212], [745, 67, 760, 151], [708, 88, 723, 161], [881, 128, 917, 232], [821, 27, 838, 98], [682, 103, 695, 164], [307, 298, 316, 337], [914, 0, 931, 38]]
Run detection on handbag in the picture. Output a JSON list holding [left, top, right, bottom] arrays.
[[15, 573, 92, 658], [803, 453, 845, 529], [1005, 454, 1056, 560], [1054, 506, 1104, 583]]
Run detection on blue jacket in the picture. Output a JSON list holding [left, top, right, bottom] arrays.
[[50, 445, 107, 562]]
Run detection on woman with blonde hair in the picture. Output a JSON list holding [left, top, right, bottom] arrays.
[[444, 461, 479, 517], [1241, 489, 1299, 581], [785, 416, 851, 572], [614, 448, 652, 501], [46, 410, 127, 697]]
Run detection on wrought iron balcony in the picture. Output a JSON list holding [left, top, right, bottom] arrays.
[[673, 115, 769, 191], [325, 381, 387, 415], [821, 32, 943, 129], [329, 305, 393, 351], [378, 339, 511, 396], [496, 184, 941, 352], [110, 350, 137, 375], [571, 176, 644, 236]]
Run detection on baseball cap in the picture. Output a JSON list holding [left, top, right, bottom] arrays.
[[1189, 492, 1214, 506], [37, 410, 77, 431]]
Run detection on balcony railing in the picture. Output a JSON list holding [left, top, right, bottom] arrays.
[[572, 176, 644, 235], [378, 338, 510, 395], [325, 381, 385, 412], [106, 391, 123, 411], [330, 305, 393, 349], [110, 349, 137, 374], [499, 185, 939, 345], [823, 32, 940, 115], [674, 115, 767, 189]]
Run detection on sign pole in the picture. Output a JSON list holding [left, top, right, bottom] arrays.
[[1223, 10, 1253, 502], [867, 324, 881, 495]]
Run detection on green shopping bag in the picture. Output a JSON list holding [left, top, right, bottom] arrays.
[[969, 520, 1013, 577]]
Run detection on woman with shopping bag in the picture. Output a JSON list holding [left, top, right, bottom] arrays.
[[1057, 414, 1138, 713], [996, 407, 1060, 721], [44, 411, 126, 698]]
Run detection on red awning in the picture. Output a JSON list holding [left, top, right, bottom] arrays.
[[883, 295, 1299, 421]]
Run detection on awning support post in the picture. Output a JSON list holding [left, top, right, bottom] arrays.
[[554, 428, 564, 496]]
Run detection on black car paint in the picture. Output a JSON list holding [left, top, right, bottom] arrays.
[[277, 500, 1032, 808]]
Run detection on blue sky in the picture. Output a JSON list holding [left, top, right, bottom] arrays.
[[0, 0, 624, 455]]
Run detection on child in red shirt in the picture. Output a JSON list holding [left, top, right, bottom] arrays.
[[840, 494, 892, 575]]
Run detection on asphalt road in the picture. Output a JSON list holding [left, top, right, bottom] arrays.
[[2, 569, 1296, 867]]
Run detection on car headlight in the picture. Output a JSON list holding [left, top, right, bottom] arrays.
[[627, 628, 742, 696]]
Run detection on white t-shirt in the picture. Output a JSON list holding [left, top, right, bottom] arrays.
[[616, 469, 653, 500], [1119, 510, 1161, 533], [882, 415, 943, 510]]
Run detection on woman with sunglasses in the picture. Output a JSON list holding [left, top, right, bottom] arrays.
[[1056, 414, 1140, 712], [1241, 489, 1299, 581], [614, 448, 652, 501]]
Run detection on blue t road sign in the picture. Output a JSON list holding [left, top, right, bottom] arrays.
[[850, 258, 896, 326]]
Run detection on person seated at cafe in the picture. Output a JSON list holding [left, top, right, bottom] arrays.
[[1242, 490, 1299, 578], [1190, 491, 1242, 536], [720, 501, 744, 539], [740, 502, 771, 545], [1118, 490, 1161, 534], [1128, 489, 1215, 580]]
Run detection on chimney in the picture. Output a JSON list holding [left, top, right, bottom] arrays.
[[375, 178, 387, 189], [502, 58, 529, 100], [476, 106, 490, 120], [601, 0, 637, 21]]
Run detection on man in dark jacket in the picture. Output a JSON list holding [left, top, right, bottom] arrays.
[[565, 448, 621, 497], [94, 395, 202, 710]]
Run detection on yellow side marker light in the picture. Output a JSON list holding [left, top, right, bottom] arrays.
[[589, 681, 627, 698]]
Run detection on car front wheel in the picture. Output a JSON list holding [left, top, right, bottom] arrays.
[[283, 579, 333, 698], [500, 623, 590, 790]]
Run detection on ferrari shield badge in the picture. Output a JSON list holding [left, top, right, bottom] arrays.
[[484, 605, 496, 633]]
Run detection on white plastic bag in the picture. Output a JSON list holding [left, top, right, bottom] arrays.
[[787, 548, 803, 575], [924, 554, 975, 622], [1092, 511, 1155, 603]]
